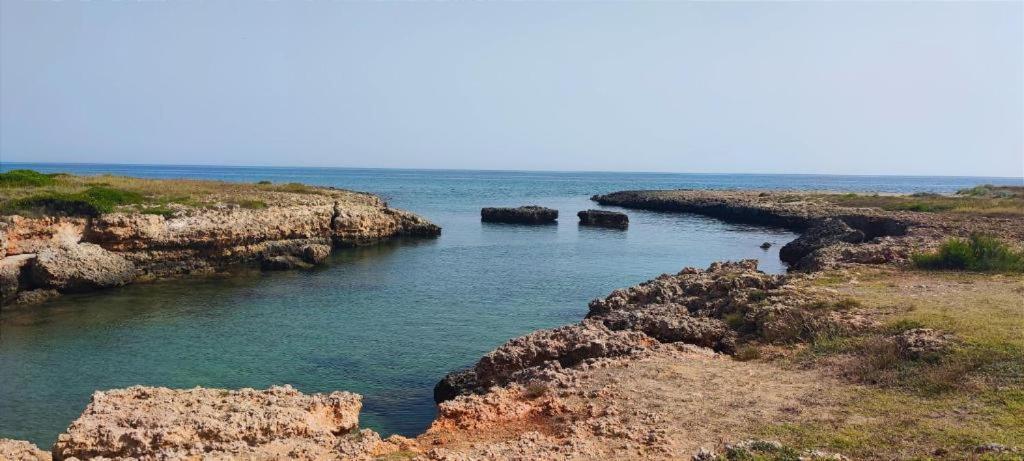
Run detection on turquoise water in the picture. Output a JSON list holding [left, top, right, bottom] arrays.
[[1, 164, 1019, 446]]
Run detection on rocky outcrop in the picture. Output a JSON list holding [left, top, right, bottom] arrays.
[[0, 439, 50, 461], [0, 187, 439, 304], [49, 385, 410, 461], [577, 209, 628, 229], [31, 243, 136, 292], [434, 260, 849, 403], [481, 206, 558, 224], [779, 218, 864, 268]]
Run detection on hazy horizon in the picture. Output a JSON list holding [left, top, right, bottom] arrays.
[[2, 1, 1022, 178]]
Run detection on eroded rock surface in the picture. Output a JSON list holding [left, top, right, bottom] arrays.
[[0, 187, 439, 304], [31, 243, 136, 293], [481, 206, 558, 224], [435, 260, 849, 402], [577, 210, 628, 229], [0, 438, 50, 461], [50, 385, 400, 461]]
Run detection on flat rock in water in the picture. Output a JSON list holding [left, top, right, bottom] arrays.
[[577, 209, 628, 229], [481, 206, 558, 224]]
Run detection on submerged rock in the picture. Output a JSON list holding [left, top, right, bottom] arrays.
[[31, 243, 136, 293], [481, 206, 558, 224], [577, 209, 628, 229]]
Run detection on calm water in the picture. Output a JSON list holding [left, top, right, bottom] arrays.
[[1, 164, 1019, 446]]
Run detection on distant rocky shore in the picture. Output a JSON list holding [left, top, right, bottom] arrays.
[[593, 189, 1024, 270], [0, 174, 440, 305]]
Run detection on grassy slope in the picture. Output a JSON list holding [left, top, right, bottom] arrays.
[[757, 268, 1024, 459]]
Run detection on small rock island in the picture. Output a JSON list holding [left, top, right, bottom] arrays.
[[480, 206, 558, 224], [577, 209, 628, 229]]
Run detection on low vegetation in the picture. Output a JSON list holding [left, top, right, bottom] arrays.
[[913, 234, 1024, 273], [0, 169, 338, 217], [767, 269, 1024, 458], [814, 186, 1024, 216]]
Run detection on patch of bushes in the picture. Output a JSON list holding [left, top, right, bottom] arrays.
[[1, 186, 145, 216], [256, 180, 272, 185], [235, 199, 267, 209], [912, 235, 1024, 273], [0, 169, 59, 187], [957, 184, 1023, 199]]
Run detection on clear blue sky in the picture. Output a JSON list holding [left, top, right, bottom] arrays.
[[1, 1, 1021, 177]]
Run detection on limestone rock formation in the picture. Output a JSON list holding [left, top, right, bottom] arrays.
[[779, 218, 865, 268], [577, 209, 628, 229], [50, 385, 393, 461], [0, 438, 50, 461], [481, 206, 558, 224], [0, 186, 439, 303], [31, 243, 136, 293]]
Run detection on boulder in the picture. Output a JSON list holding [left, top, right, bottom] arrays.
[[31, 243, 135, 293], [577, 210, 628, 229], [481, 206, 558, 224], [301, 243, 332, 265], [779, 218, 865, 266], [52, 385, 366, 461]]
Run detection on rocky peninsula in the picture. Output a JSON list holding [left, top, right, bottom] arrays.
[[3, 185, 1022, 460], [0, 170, 440, 305]]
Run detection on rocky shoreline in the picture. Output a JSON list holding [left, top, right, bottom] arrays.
[[2, 187, 1022, 460], [0, 180, 440, 306], [593, 189, 1024, 270]]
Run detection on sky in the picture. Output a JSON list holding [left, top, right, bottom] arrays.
[[1, 1, 1021, 177]]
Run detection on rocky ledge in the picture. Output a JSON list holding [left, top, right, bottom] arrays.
[[577, 209, 628, 229], [0, 180, 439, 305], [7, 385, 415, 461], [592, 189, 1024, 271], [481, 206, 558, 224], [435, 260, 855, 402]]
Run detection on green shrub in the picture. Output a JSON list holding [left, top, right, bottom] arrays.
[[1, 186, 145, 216], [913, 235, 1024, 273], [257, 180, 272, 185], [0, 169, 58, 187], [235, 199, 267, 209]]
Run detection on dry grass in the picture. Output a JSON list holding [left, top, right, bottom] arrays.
[[811, 190, 1024, 216], [766, 268, 1024, 458], [0, 170, 375, 216]]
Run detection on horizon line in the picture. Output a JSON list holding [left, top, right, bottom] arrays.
[[1, 160, 1021, 181]]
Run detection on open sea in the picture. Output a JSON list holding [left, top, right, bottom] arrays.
[[1, 163, 1020, 446]]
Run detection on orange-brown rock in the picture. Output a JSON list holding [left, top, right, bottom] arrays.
[[50, 385, 392, 461]]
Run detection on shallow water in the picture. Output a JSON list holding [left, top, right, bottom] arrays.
[[0, 164, 1018, 446]]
